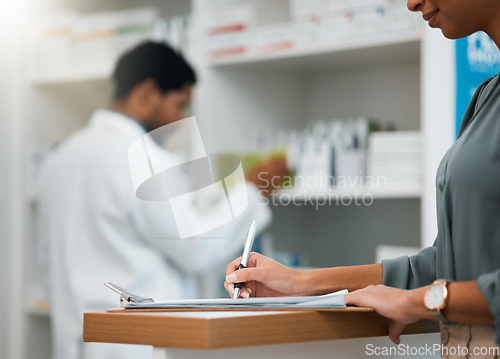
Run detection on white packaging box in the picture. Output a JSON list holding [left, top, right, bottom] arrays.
[[293, 20, 321, 47], [369, 151, 421, 161], [113, 7, 158, 58], [367, 164, 422, 190], [170, 15, 191, 55], [294, 137, 332, 190], [31, 10, 76, 80], [255, 23, 295, 54], [206, 4, 254, 59], [321, 0, 356, 13], [352, 2, 387, 36], [289, 0, 322, 22], [152, 15, 193, 55], [367, 131, 423, 190], [207, 32, 252, 58], [369, 131, 422, 152], [320, 8, 354, 43], [320, 1, 388, 43], [386, 0, 421, 32], [368, 162, 422, 177], [290, 0, 322, 47], [73, 11, 118, 76], [335, 151, 366, 189]]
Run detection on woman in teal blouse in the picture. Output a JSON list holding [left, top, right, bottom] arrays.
[[225, 0, 500, 353]]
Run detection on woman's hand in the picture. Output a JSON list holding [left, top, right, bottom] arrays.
[[224, 252, 306, 298], [345, 285, 426, 345]]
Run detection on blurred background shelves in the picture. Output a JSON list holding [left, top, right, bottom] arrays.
[[28, 6, 191, 86], [204, 0, 421, 71]]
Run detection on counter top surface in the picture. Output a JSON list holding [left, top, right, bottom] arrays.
[[84, 307, 440, 349]]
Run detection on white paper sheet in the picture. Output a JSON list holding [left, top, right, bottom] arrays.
[[124, 289, 347, 309]]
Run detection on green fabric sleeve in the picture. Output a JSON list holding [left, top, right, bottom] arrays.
[[477, 269, 500, 344], [382, 245, 437, 290]]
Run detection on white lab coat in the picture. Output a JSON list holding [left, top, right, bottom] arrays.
[[36, 109, 271, 359]]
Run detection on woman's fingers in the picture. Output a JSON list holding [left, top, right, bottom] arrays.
[[223, 281, 253, 298], [223, 281, 234, 297], [226, 267, 267, 285], [226, 256, 242, 276], [388, 320, 406, 345]]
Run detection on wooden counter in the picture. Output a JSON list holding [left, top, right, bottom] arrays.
[[84, 307, 439, 350]]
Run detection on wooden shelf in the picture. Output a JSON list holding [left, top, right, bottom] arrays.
[[30, 68, 112, 86], [210, 31, 421, 72]]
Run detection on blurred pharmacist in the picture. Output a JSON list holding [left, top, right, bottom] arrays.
[[225, 0, 500, 356], [36, 42, 281, 359]]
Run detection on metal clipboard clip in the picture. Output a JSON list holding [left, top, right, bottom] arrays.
[[104, 282, 155, 307]]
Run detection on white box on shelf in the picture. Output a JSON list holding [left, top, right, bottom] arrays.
[[295, 138, 332, 190], [368, 163, 422, 177], [292, 20, 321, 47], [72, 11, 118, 77], [289, 0, 322, 48], [289, 0, 322, 22], [335, 152, 366, 188], [206, 4, 254, 59], [72, 7, 159, 79], [352, 3, 387, 36], [387, 0, 421, 32], [367, 131, 423, 191], [320, 0, 351, 13], [319, 8, 354, 43], [255, 23, 295, 54], [30, 10, 76, 81], [369, 131, 422, 152], [320, 1, 388, 43]]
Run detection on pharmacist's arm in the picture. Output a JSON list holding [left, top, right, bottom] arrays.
[[345, 280, 495, 344]]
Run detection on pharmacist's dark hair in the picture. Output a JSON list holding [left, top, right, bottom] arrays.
[[112, 41, 197, 101]]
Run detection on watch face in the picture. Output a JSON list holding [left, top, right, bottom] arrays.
[[425, 284, 445, 310]]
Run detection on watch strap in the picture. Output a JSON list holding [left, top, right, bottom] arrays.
[[429, 310, 452, 324]]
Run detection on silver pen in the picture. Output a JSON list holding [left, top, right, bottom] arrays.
[[233, 220, 257, 299]]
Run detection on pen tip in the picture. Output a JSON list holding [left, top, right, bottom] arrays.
[[233, 288, 240, 300]]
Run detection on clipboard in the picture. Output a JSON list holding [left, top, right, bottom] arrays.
[[104, 282, 347, 311]]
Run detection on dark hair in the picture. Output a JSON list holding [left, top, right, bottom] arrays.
[[112, 41, 197, 101]]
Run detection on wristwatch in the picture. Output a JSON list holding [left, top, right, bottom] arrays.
[[424, 279, 452, 324]]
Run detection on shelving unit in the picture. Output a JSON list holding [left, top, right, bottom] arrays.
[[2, 1, 457, 359]]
